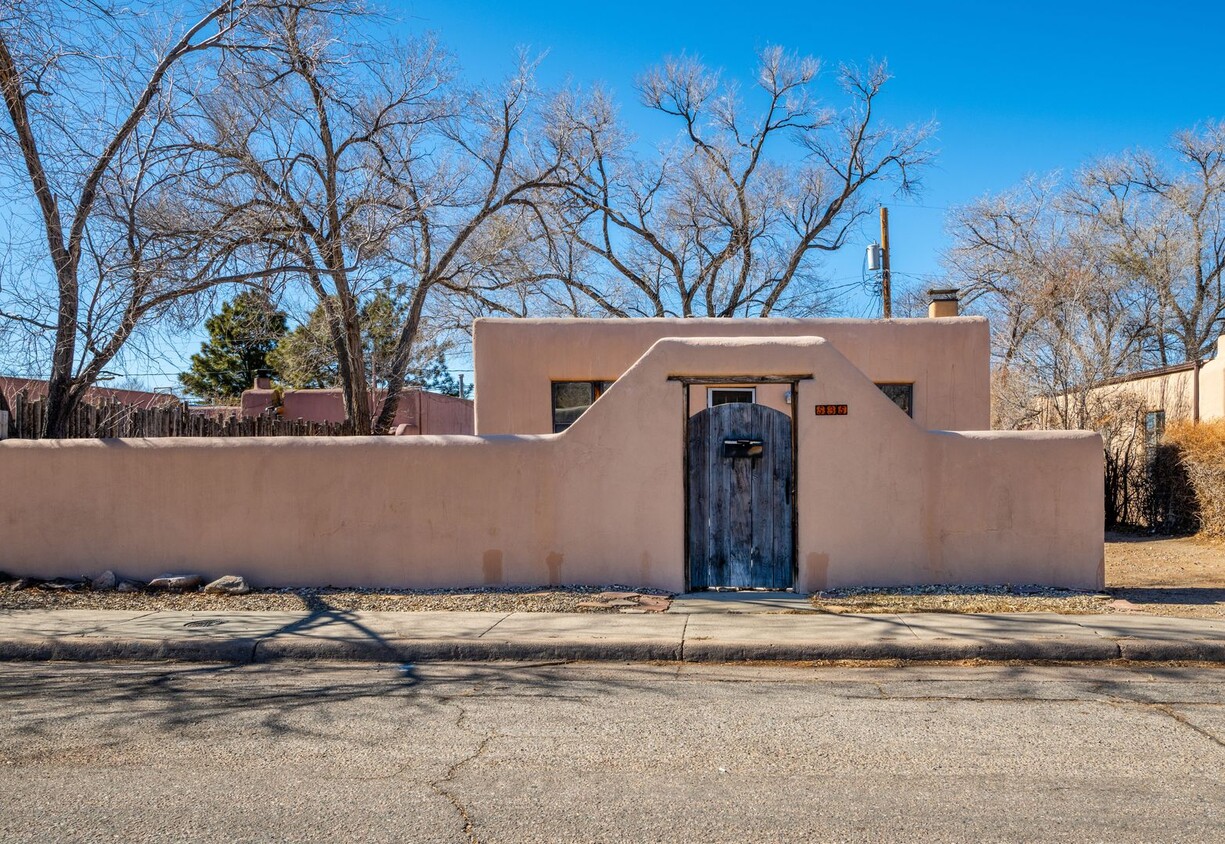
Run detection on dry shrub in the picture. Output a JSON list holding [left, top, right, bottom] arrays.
[[1167, 420, 1225, 538]]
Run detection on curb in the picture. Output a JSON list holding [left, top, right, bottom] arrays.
[[3, 635, 1225, 664], [680, 638, 1127, 663], [251, 637, 683, 663]]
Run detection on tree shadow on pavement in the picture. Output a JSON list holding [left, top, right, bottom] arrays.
[[0, 659, 669, 744]]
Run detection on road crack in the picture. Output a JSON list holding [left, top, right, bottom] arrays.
[[429, 702, 497, 844], [1150, 703, 1225, 750], [1100, 695, 1225, 750]]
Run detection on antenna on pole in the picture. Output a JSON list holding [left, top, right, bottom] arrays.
[[879, 206, 892, 319]]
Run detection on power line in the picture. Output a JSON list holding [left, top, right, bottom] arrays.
[[885, 201, 951, 212]]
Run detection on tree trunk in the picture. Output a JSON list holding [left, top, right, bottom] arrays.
[[372, 282, 431, 435], [338, 293, 373, 436], [41, 315, 80, 438]]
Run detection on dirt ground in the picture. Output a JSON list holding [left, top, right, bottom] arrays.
[[810, 532, 1225, 618], [1104, 531, 1225, 618]]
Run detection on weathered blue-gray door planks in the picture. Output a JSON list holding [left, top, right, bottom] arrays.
[[687, 403, 794, 590]]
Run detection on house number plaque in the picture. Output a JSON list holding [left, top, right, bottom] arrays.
[[814, 404, 848, 416]]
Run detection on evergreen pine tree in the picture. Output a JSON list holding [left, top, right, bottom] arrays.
[[267, 288, 469, 396], [410, 354, 472, 398], [179, 292, 288, 401]]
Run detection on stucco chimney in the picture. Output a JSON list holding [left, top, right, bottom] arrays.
[[928, 288, 960, 318], [254, 375, 272, 390]]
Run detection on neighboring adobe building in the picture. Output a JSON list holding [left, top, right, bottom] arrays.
[[1072, 335, 1225, 438], [1, 294, 1104, 592], [0, 376, 179, 411], [239, 378, 474, 435]]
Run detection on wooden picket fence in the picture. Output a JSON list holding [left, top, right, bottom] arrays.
[[4, 392, 348, 439]]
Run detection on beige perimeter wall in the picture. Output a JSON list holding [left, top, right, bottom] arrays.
[[0, 336, 1102, 591]]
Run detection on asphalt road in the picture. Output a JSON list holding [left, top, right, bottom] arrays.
[[1, 661, 1223, 843]]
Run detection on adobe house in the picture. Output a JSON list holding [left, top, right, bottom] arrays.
[[0, 295, 1103, 592], [468, 299, 1101, 592]]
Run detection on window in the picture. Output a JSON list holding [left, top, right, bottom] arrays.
[[1145, 410, 1165, 448], [552, 381, 613, 433], [707, 388, 756, 408], [876, 383, 913, 418]]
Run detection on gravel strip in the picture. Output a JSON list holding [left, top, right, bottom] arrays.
[[4, 533, 1222, 618], [811, 584, 1114, 615], [0, 584, 671, 613]]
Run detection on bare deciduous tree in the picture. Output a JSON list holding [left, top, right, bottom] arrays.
[[948, 124, 1225, 429], [1072, 123, 1225, 363], [542, 49, 934, 317], [178, 4, 569, 433], [0, 0, 278, 437], [947, 176, 1151, 431]]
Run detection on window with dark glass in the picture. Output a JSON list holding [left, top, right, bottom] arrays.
[[1145, 410, 1165, 448], [707, 387, 756, 407], [876, 383, 913, 417], [552, 381, 614, 432]]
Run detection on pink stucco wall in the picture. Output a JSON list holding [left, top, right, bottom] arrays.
[[473, 317, 991, 434], [0, 335, 1102, 591]]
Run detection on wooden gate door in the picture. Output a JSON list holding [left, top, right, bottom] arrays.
[[687, 402, 794, 590]]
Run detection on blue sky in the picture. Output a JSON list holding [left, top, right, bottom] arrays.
[[401, 0, 1225, 313], [9, 1, 1225, 387]]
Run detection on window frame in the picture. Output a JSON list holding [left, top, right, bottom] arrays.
[[875, 382, 914, 418], [706, 387, 757, 408], [1144, 409, 1166, 448], [551, 380, 614, 433]]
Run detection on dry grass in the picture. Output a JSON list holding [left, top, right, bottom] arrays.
[[1167, 419, 1225, 538]]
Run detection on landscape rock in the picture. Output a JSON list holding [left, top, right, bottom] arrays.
[[91, 571, 118, 592], [115, 580, 142, 593], [204, 575, 251, 595], [148, 574, 205, 592], [10, 578, 39, 591]]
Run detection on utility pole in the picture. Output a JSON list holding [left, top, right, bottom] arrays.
[[879, 206, 892, 319]]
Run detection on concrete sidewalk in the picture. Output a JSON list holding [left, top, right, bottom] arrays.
[[3, 607, 1225, 663]]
